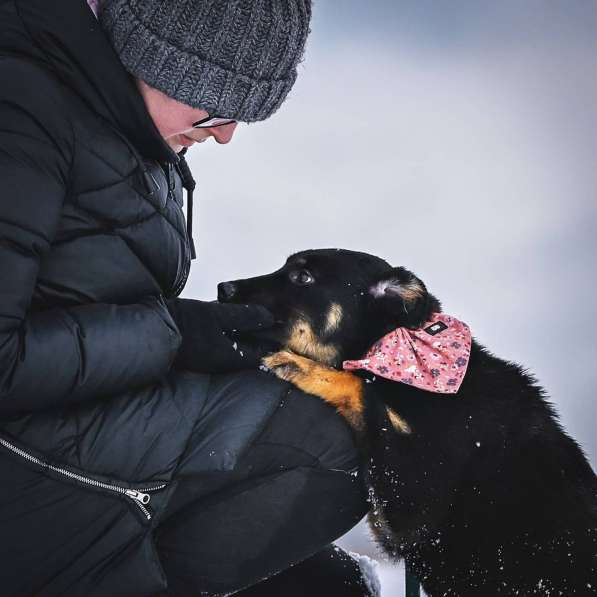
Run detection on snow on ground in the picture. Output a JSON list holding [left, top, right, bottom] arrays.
[[376, 563, 409, 597], [336, 520, 428, 597], [348, 551, 382, 597]]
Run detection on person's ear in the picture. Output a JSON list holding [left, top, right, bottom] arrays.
[[367, 267, 435, 330]]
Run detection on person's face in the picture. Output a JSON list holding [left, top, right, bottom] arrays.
[[136, 79, 238, 152]]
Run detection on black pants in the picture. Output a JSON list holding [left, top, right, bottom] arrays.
[[154, 389, 369, 596]]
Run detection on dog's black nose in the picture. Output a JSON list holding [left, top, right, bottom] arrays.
[[218, 281, 237, 302]]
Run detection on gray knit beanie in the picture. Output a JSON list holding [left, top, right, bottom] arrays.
[[98, 0, 312, 122]]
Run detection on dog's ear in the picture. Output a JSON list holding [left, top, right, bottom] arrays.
[[367, 267, 437, 330]]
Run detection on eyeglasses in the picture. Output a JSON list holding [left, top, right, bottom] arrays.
[[192, 114, 237, 129]]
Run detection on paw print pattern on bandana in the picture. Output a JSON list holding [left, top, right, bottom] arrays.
[[343, 313, 472, 394]]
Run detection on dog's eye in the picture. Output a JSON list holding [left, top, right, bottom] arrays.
[[289, 270, 314, 285]]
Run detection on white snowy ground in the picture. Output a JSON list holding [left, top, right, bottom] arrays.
[[336, 520, 428, 597]]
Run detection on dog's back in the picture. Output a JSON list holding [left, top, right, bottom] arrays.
[[364, 341, 597, 595]]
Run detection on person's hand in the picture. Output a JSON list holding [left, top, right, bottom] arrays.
[[166, 298, 279, 374]]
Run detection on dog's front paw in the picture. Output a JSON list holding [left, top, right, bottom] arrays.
[[263, 350, 365, 430], [263, 350, 308, 382]]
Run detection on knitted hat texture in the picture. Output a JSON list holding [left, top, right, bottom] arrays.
[[99, 0, 312, 122]]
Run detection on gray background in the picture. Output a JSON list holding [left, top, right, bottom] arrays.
[[182, 1, 597, 593]]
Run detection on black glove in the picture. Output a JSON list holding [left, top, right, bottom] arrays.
[[166, 298, 279, 374]]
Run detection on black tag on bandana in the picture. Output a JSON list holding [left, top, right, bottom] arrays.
[[424, 321, 448, 336]]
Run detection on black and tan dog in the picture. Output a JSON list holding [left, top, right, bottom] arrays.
[[218, 249, 597, 596]]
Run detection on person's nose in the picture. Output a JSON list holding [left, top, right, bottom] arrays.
[[209, 122, 238, 144]]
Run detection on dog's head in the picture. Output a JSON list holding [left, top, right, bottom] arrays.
[[218, 249, 441, 367]]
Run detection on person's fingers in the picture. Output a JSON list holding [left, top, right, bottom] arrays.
[[216, 303, 275, 333]]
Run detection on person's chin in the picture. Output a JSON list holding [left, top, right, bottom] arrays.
[[167, 134, 195, 152], [166, 138, 184, 152], [179, 134, 197, 148]]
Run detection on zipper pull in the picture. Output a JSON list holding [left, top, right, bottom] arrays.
[[142, 170, 160, 196], [125, 489, 151, 505], [167, 162, 176, 193]]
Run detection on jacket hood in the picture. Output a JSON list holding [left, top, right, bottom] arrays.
[[0, 0, 177, 164]]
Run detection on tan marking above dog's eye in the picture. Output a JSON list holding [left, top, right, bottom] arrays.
[[324, 303, 343, 334]]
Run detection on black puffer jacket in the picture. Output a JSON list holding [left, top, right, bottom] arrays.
[[0, 2, 299, 595]]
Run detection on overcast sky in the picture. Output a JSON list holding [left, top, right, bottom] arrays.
[[183, 3, 597, 592]]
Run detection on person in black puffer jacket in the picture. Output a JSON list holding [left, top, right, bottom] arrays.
[[0, 1, 374, 596]]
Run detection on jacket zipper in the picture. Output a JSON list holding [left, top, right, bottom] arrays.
[[173, 247, 191, 297], [167, 162, 192, 297], [0, 436, 166, 520]]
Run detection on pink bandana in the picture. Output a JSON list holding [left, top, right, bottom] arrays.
[[342, 313, 472, 394]]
